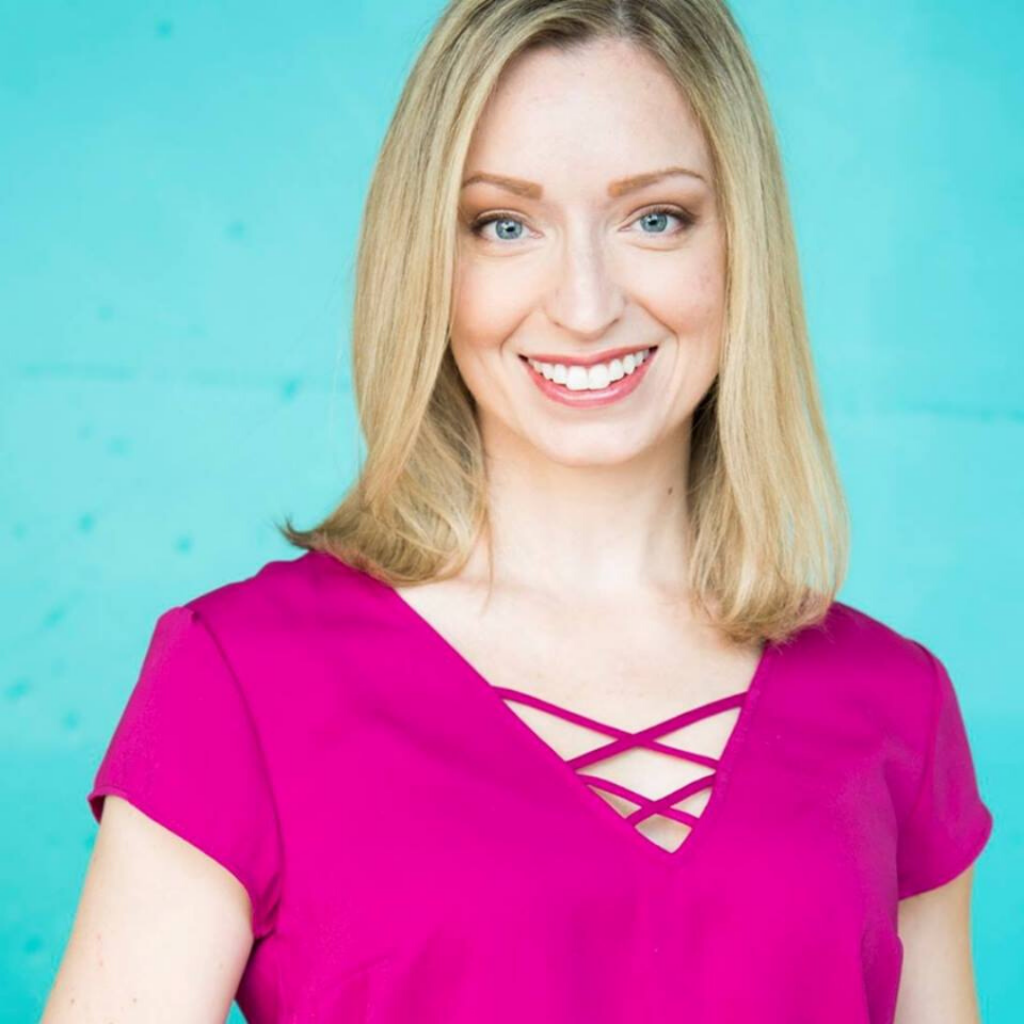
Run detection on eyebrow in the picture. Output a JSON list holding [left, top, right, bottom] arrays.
[[459, 165, 707, 199]]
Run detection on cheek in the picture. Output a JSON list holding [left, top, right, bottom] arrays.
[[449, 260, 531, 405], [657, 247, 724, 329], [452, 258, 532, 348]]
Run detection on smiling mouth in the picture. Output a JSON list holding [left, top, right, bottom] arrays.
[[519, 344, 659, 401]]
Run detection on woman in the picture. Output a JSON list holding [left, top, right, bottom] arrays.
[[43, 1, 994, 1021]]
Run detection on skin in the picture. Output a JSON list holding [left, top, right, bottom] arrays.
[[38, 36, 982, 1024], [452, 38, 724, 609], [895, 867, 984, 1023], [40, 795, 251, 1021]]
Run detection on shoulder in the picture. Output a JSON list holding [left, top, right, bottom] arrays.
[[180, 549, 383, 643], [130, 551, 396, 750], [165, 550, 394, 701], [793, 599, 940, 745], [812, 598, 935, 685], [786, 600, 965, 830]]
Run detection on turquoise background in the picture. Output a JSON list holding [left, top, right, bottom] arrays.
[[1, 1, 1020, 1019]]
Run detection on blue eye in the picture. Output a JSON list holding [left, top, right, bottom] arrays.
[[633, 206, 695, 235], [470, 214, 527, 242]]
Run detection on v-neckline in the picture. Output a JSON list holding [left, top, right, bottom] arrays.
[[318, 551, 781, 869]]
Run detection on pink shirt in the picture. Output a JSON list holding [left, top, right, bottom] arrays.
[[87, 550, 994, 1022]]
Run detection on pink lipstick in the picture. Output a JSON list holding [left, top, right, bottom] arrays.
[[520, 346, 659, 408]]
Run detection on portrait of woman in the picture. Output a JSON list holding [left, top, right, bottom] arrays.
[[37, 0, 997, 1021]]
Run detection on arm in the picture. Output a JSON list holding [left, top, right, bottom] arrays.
[[39, 795, 255, 1023], [894, 864, 982, 1024]]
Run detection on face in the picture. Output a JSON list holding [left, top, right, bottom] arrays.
[[451, 37, 726, 468]]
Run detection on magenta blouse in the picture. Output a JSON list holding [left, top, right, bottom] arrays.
[[87, 550, 994, 1023]]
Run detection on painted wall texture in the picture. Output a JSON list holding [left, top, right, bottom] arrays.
[[1, 1, 1020, 1020]]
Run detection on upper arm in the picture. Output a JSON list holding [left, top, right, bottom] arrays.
[[894, 863, 981, 1024], [41, 603, 284, 1020], [891, 641, 994, 1022], [40, 794, 254, 1023]]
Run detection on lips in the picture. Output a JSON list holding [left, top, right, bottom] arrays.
[[521, 343, 658, 407]]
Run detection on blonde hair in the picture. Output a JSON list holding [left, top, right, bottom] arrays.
[[277, 0, 850, 646]]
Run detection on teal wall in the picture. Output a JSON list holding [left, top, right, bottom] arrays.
[[1, 1, 1020, 1019]]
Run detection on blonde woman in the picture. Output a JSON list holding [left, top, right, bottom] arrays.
[[43, 1, 993, 1021]]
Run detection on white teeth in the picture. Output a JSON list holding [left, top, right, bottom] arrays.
[[528, 348, 652, 391]]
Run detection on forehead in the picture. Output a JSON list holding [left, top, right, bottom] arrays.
[[463, 38, 713, 198]]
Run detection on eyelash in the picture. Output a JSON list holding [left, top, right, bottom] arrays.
[[468, 204, 696, 242]]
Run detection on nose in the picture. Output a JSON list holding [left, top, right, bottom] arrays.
[[543, 230, 626, 341]]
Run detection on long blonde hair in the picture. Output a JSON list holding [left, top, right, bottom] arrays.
[[277, 0, 850, 646]]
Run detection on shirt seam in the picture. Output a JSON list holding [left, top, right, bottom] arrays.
[[899, 639, 942, 837], [184, 601, 288, 940]]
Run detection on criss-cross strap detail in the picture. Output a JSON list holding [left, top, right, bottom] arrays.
[[491, 686, 747, 829]]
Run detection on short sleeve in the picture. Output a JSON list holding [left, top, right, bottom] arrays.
[[896, 643, 994, 899], [86, 605, 283, 937]]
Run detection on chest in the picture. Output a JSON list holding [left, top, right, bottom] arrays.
[[393, 580, 767, 854]]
